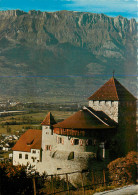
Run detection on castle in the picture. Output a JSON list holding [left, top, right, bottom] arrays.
[[12, 77, 137, 175]]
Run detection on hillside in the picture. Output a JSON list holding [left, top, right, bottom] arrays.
[[0, 10, 137, 103]]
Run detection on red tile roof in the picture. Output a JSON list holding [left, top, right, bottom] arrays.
[[41, 112, 56, 126], [86, 107, 118, 126], [53, 109, 115, 130], [12, 129, 42, 152], [88, 77, 136, 101]]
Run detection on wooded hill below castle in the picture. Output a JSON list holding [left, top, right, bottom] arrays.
[[0, 10, 137, 103]]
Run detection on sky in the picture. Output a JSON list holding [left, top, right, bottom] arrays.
[[0, 0, 137, 20]]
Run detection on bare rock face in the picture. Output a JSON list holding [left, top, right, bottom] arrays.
[[0, 10, 137, 101], [0, 10, 26, 17]]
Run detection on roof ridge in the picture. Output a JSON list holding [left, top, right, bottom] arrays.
[[83, 106, 109, 126], [88, 77, 136, 101], [112, 77, 119, 100], [53, 109, 113, 129], [41, 112, 56, 126]]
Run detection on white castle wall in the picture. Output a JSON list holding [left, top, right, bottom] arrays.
[[89, 100, 118, 122], [53, 134, 86, 152], [42, 125, 55, 150], [42, 131, 98, 154], [42, 125, 56, 162], [13, 149, 40, 167]]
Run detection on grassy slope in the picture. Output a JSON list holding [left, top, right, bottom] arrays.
[[0, 110, 75, 134]]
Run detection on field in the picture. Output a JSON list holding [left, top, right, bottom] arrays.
[[0, 110, 75, 135]]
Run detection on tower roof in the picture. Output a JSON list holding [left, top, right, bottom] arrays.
[[53, 109, 116, 130], [88, 77, 136, 101], [41, 112, 56, 126]]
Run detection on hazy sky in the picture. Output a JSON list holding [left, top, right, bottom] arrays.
[[0, 0, 137, 20]]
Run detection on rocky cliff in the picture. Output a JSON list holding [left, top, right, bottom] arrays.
[[0, 10, 137, 102]]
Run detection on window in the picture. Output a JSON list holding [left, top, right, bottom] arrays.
[[88, 139, 92, 146], [32, 150, 36, 154], [68, 152, 74, 160], [59, 137, 62, 143], [93, 139, 96, 146], [57, 137, 64, 144], [27, 139, 34, 145], [19, 153, 22, 159], [57, 168, 62, 170], [25, 154, 28, 159], [74, 139, 79, 145], [45, 145, 51, 151], [31, 157, 36, 162], [46, 145, 49, 150]]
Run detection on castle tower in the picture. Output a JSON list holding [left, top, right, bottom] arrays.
[[41, 112, 56, 156], [88, 77, 137, 156]]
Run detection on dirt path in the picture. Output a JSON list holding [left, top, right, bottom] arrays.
[[94, 185, 138, 195]]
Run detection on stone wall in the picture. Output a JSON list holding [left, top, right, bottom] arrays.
[[36, 151, 93, 176], [89, 100, 118, 122], [39, 131, 100, 176], [117, 100, 137, 155]]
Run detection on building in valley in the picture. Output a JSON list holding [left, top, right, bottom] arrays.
[[12, 77, 137, 175]]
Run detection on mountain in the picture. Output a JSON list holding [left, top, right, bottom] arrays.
[[0, 10, 137, 103]]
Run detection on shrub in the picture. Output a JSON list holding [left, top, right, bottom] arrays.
[[0, 162, 33, 194], [107, 151, 137, 186], [0, 162, 44, 195]]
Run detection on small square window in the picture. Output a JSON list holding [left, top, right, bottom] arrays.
[[88, 139, 92, 146], [74, 139, 79, 145]]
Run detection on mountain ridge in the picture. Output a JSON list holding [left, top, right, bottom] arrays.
[[0, 10, 137, 103]]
